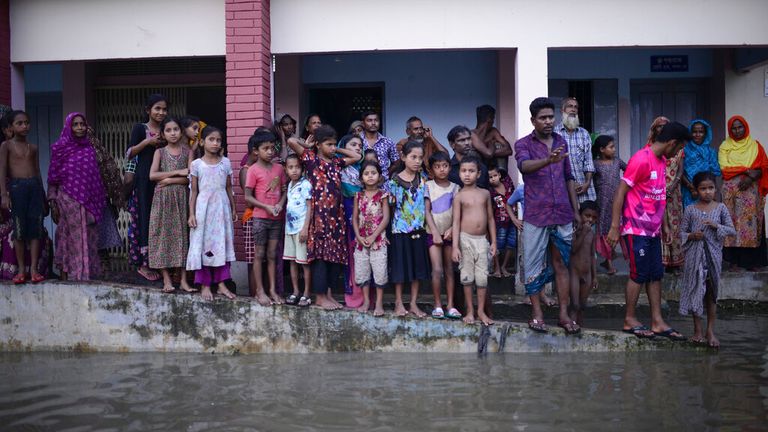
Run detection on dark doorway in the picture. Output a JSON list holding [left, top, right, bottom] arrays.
[[187, 86, 227, 149], [306, 84, 384, 137]]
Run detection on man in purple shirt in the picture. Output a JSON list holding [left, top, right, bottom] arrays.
[[360, 111, 399, 179], [514, 97, 581, 334]]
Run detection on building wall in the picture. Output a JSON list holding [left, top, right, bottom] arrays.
[[0, 0, 10, 106], [9, 0, 225, 62], [301, 51, 498, 150], [725, 64, 768, 146], [271, 0, 768, 54]]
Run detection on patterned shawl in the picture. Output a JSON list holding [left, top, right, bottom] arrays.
[[684, 119, 721, 180], [89, 128, 125, 210], [719, 115, 768, 196], [48, 112, 105, 220]]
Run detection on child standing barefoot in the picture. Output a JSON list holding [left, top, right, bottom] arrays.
[[187, 126, 237, 301], [424, 151, 461, 319], [287, 125, 361, 310], [282, 154, 312, 307], [451, 156, 496, 326], [0, 110, 47, 284], [592, 135, 626, 275], [389, 141, 431, 318], [569, 200, 599, 327], [679, 172, 735, 348], [352, 161, 390, 315], [244, 130, 287, 306], [488, 166, 516, 278], [148, 117, 194, 293]]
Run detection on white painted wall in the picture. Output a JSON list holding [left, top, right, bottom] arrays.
[[725, 64, 768, 147], [9, 0, 225, 62], [271, 0, 768, 54]]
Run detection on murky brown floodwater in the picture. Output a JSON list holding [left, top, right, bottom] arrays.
[[1, 313, 766, 431]]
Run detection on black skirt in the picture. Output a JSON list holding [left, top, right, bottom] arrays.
[[388, 231, 431, 284]]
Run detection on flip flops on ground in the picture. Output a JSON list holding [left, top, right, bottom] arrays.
[[558, 320, 581, 335], [528, 319, 548, 333], [298, 296, 311, 307], [431, 307, 445, 319], [622, 325, 655, 339], [285, 294, 299, 306], [653, 328, 686, 341], [12, 273, 26, 284], [445, 308, 462, 320]]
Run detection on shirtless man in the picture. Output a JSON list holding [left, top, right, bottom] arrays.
[[473, 105, 512, 169], [0, 110, 47, 284], [452, 155, 497, 325], [570, 200, 599, 326]]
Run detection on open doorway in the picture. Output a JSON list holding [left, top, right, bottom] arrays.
[[306, 83, 384, 137]]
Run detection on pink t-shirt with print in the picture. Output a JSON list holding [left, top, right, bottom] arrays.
[[245, 162, 286, 220], [620, 146, 667, 237]]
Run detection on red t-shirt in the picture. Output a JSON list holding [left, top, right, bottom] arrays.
[[245, 162, 286, 220]]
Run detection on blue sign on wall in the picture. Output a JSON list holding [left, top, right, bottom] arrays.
[[651, 55, 689, 72]]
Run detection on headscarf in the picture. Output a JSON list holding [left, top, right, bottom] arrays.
[[646, 116, 670, 144], [683, 119, 720, 179], [47, 112, 105, 220], [719, 115, 768, 196]]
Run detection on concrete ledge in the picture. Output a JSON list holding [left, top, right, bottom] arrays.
[[0, 282, 690, 353]]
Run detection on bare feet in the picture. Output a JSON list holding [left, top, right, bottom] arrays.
[[478, 311, 494, 326], [463, 312, 475, 324], [357, 300, 370, 313], [706, 331, 720, 348], [162, 284, 176, 293], [409, 304, 427, 318], [327, 294, 343, 310], [269, 290, 284, 305], [373, 306, 385, 317], [394, 303, 408, 317], [180, 281, 198, 293], [255, 291, 272, 306], [541, 293, 556, 307], [315, 295, 337, 310], [501, 268, 513, 278], [200, 286, 214, 301], [490, 270, 502, 278], [217, 283, 237, 300], [137, 267, 160, 281]]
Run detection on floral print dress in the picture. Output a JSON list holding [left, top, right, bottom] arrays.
[[662, 149, 685, 268], [302, 150, 347, 265]]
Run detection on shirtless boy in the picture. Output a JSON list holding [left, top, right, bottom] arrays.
[[0, 111, 47, 284], [570, 200, 599, 326], [452, 156, 497, 325]]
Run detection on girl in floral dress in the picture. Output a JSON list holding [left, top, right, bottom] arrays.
[[187, 126, 237, 301], [148, 117, 193, 293], [286, 125, 362, 310]]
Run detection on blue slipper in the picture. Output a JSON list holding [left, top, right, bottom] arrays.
[[653, 328, 686, 341]]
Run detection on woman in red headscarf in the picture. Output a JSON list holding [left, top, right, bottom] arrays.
[[719, 115, 768, 271]]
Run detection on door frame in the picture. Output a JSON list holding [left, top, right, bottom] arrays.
[[303, 81, 385, 135]]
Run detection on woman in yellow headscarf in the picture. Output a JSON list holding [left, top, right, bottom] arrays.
[[719, 115, 768, 271]]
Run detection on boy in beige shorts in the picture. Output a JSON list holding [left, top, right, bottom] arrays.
[[452, 156, 497, 325]]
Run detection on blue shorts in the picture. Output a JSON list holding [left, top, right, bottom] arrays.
[[622, 234, 663, 284], [496, 224, 517, 250]]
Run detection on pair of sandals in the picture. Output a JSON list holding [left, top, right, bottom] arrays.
[[431, 307, 462, 320], [285, 294, 311, 307], [528, 319, 581, 334], [12, 273, 45, 285]]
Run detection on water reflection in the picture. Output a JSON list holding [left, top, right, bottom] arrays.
[[0, 315, 766, 431]]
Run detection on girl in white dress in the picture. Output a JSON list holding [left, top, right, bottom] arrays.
[[186, 126, 237, 301]]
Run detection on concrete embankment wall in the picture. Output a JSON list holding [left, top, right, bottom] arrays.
[[1, 282, 685, 354]]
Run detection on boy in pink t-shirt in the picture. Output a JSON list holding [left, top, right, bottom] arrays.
[[607, 122, 691, 341], [244, 130, 287, 306]]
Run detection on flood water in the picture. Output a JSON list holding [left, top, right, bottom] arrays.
[[1, 313, 766, 431]]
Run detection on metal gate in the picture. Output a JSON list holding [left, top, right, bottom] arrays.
[[94, 86, 187, 257]]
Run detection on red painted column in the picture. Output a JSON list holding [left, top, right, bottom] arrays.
[[225, 0, 271, 259], [0, 0, 11, 107]]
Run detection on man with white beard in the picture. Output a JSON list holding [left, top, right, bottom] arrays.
[[395, 116, 448, 166], [554, 97, 596, 203]]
